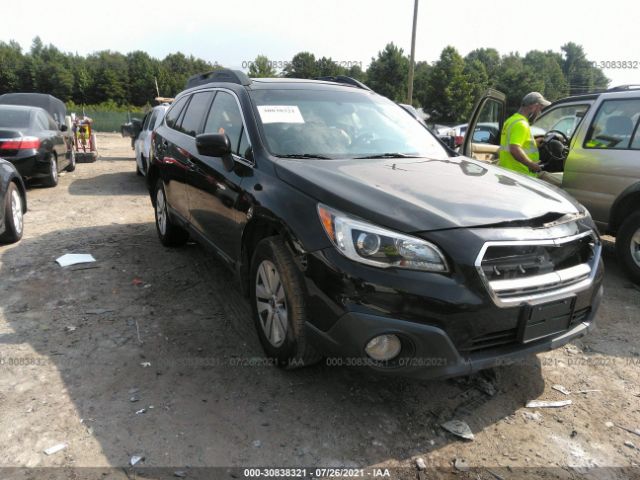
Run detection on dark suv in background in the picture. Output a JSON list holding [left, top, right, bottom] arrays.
[[148, 69, 603, 379]]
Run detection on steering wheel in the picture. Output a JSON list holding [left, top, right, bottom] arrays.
[[538, 129, 570, 173], [542, 129, 569, 146]]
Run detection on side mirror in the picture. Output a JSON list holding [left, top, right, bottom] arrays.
[[196, 133, 234, 171], [60, 124, 68, 132]]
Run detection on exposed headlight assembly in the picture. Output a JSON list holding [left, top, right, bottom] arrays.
[[317, 204, 448, 273]]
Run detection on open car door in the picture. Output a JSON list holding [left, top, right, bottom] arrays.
[[462, 89, 506, 164]]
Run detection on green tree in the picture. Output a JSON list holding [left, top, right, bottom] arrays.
[[411, 61, 431, 108], [283, 52, 318, 78], [316, 57, 345, 77], [561, 42, 609, 94], [465, 48, 501, 85], [495, 53, 540, 113], [248, 55, 277, 78], [367, 43, 409, 102], [127, 51, 158, 105], [0, 41, 23, 94], [422, 46, 474, 122], [523, 50, 568, 101]]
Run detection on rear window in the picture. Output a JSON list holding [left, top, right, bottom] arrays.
[[0, 108, 31, 128]]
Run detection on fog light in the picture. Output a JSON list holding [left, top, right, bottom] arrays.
[[365, 334, 402, 361]]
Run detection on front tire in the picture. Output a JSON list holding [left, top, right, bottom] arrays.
[[43, 154, 59, 187], [153, 179, 189, 247], [616, 212, 640, 283], [0, 182, 24, 244], [250, 236, 321, 368]]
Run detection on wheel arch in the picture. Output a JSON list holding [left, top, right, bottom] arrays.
[[239, 212, 305, 297], [609, 182, 640, 234]]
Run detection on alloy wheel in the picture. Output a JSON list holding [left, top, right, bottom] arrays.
[[11, 189, 23, 235], [631, 228, 640, 268], [255, 260, 288, 347], [156, 187, 167, 235]]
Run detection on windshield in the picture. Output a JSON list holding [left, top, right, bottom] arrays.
[[0, 107, 31, 129], [533, 104, 590, 137], [249, 89, 448, 159]]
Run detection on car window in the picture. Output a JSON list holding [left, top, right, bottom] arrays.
[[0, 108, 31, 128], [585, 99, 640, 149], [36, 112, 49, 130], [631, 127, 640, 150], [146, 110, 159, 131], [47, 114, 58, 131], [471, 100, 502, 146], [165, 96, 189, 130], [249, 89, 447, 159], [534, 104, 590, 137], [179, 91, 215, 137], [204, 91, 244, 154], [238, 127, 251, 158], [141, 112, 152, 131]]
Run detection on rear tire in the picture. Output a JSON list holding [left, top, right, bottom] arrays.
[[153, 179, 189, 247], [43, 154, 59, 187], [250, 236, 321, 369], [66, 149, 76, 172], [0, 182, 24, 244], [616, 212, 640, 283]]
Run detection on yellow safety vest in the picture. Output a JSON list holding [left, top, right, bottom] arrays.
[[498, 113, 539, 177]]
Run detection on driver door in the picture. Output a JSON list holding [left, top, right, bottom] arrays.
[[462, 89, 506, 163]]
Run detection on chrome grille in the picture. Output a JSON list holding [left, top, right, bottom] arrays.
[[476, 231, 600, 307]]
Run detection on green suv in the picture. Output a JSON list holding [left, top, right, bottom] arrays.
[[464, 86, 640, 282]]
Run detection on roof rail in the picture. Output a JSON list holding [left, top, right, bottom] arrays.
[[607, 84, 640, 92], [315, 75, 372, 91], [185, 69, 252, 89]]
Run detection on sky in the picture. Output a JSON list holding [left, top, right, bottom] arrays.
[[3, 0, 640, 89]]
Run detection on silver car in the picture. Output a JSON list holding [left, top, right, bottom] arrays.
[[135, 104, 170, 176], [464, 86, 640, 282]]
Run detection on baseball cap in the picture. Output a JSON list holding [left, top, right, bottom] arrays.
[[522, 92, 551, 107]]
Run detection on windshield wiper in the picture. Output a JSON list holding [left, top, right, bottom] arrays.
[[354, 153, 421, 159], [274, 153, 334, 159]]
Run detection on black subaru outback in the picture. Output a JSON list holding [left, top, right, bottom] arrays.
[[147, 69, 603, 379]]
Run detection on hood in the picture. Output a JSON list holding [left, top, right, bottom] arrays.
[[275, 156, 581, 232]]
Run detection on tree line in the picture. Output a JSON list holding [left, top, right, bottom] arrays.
[[0, 37, 609, 124]]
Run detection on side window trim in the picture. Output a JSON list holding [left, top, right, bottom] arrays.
[[174, 95, 193, 133], [164, 95, 189, 130], [630, 115, 640, 150]]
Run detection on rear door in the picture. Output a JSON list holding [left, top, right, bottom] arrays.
[[154, 95, 191, 219], [562, 94, 640, 226], [186, 89, 250, 262], [462, 89, 506, 163]]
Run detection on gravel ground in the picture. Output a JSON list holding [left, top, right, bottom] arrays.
[[0, 133, 639, 480]]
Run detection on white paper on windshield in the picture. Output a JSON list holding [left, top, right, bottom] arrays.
[[257, 105, 305, 124]]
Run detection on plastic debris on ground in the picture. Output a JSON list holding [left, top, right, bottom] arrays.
[[56, 254, 96, 267], [130, 455, 144, 466], [526, 400, 572, 408], [552, 385, 571, 395], [415, 457, 427, 470], [43, 443, 67, 455], [441, 420, 474, 440]]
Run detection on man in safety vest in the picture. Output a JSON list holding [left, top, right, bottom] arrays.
[[498, 92, 551, 177]]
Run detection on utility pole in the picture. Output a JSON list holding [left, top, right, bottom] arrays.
[[407, 0, 419, 104]]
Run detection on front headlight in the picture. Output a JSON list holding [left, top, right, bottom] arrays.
[[317, 204, 448, 273]]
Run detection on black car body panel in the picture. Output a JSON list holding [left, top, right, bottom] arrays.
[[148, 71, 604, 379], [0, 158, 27, 236], [0, 105, 70, 179]]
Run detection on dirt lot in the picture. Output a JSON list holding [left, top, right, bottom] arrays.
[[0, 133, 639, 479]]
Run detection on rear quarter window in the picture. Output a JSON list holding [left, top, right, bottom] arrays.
[[164, 96, 189, 130]]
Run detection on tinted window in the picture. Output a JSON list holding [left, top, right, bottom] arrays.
[[238, 127, 251, 158], [147, 110, 159, 131], [165, 96, 189, 130], [0, 108, 31, 128], [204, 91, 244, 154], [142, 112, 152, 130], [35, 112, 49, 130], [585, 99, 640, 149], [179, 91, 214, 137]]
